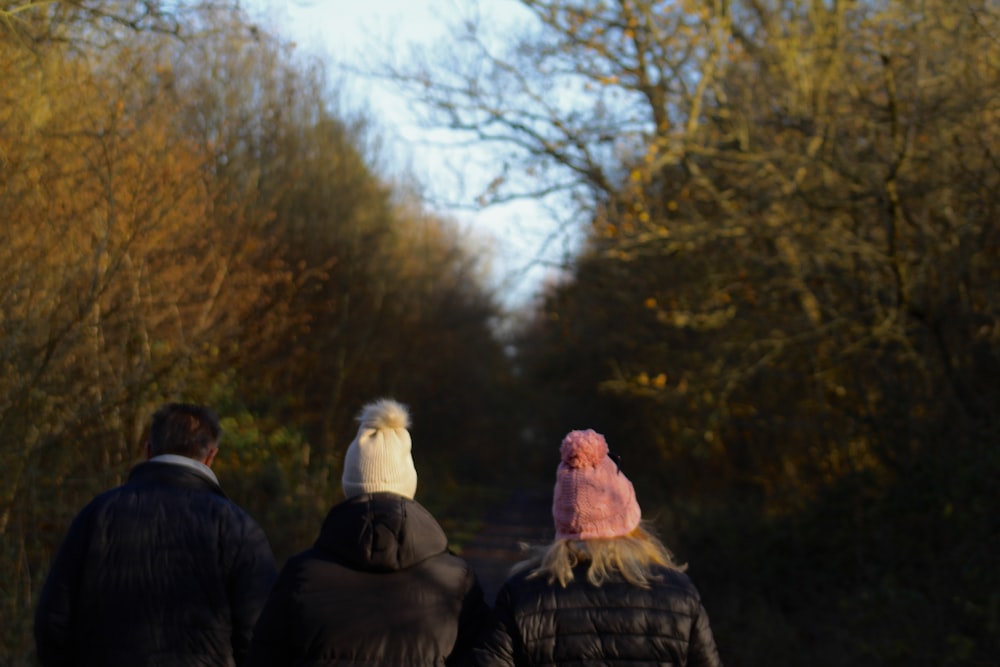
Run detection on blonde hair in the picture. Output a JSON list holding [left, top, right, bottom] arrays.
[[514, 521, 686, 589]]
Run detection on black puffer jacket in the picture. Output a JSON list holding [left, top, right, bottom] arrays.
[[34, 461, 277, 666], [470, 565, 722, 667], [246, 493, 490, 667]]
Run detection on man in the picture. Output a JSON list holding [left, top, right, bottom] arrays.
[[246, 398, 489, 666], [35, 403, 277, 666]]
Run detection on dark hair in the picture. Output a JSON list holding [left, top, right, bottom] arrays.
[[149, 403, 221, 459]]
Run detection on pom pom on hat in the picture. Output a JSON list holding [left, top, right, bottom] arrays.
[[358, 398, 410, 431], [341, 398, 417, 499], [552, 429, 642, 540], [560, 429, 609, 468]]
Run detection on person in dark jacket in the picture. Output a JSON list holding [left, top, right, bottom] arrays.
[[34, 403, 278, 667], [470, 428, 723, 667], [246, 398, 489, 667]]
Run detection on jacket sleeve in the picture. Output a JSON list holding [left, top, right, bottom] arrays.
[[687, 601, 723, 667], [228, 515, 278, 666], [446, 569, 492, 667], [34, 505, 93, 667], [244, 563, 297, 667], [467, 585, 518, 667]]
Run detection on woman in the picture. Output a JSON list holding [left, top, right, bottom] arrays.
[[247, 398, 488, 666], [470, 428, 722, 667]]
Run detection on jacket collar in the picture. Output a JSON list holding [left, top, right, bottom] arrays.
[[147, 454, 219, 485], [128, 459, 226, 496]]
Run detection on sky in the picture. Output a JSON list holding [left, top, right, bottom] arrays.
[[243, 0, 573, 310]]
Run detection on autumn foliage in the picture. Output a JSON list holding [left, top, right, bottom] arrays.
[[1, 3, 515, 663], [3, 1, 998, 666], [398, 1, 999, 664]]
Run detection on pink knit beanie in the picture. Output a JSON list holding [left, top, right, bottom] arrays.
[[552, 429, 642, 540]]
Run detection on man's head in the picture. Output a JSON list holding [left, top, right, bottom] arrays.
[[147, 403, 221, 463]]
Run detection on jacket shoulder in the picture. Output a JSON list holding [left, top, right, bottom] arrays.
[[651, 567, 706, 602]]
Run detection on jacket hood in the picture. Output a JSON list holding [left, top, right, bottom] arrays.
[[314, 493, 449, 572]]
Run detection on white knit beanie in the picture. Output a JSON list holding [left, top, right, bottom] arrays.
[[341, 398, 417, 499]]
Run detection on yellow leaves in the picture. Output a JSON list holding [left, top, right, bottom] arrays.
[[820, 438, 883, 482], [24, 163, 41, 184], [634, 371, 667, 389], [0, 28, 282, 379], [659, 307, 736, 330], [29, 96, 52, 127], [940, 13, 961, 32]]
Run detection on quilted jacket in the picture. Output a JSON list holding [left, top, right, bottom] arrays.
[[470, 564, 722, 667], [34, 460, 277, 666], [246, 492, 489, 667]]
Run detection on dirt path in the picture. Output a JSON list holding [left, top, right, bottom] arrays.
[[459, 487, 554, 604]]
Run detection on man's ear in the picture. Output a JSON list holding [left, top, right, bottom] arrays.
[[204, 446, 219, 467], [145, 440, 153, 460]]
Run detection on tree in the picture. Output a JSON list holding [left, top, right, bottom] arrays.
[[394, 1, 1000, 663], [3, 1, 526, 661], [393, 0, 1000, 495], [0, 5, 284, 660]]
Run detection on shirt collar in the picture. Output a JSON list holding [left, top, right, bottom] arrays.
[[148, 453, 220, 486]]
